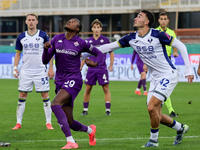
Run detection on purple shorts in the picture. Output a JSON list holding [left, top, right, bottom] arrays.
[[136, 62, 144, 74], [85, 69, 109, 85], [55, 77, 83, 107]]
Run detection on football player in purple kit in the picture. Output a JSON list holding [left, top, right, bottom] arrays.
[[80, 19, 114, 116], [131, 50, 147, 95], [42, 18, 103, 149]]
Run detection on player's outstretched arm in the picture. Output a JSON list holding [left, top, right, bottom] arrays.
[[81, 41, 120, 60], [171, 38, 194, 83], [98, 41, 120, 54]]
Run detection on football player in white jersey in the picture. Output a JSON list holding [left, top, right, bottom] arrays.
[[12, 13, 54, 130], [83, 10, 194, 147]]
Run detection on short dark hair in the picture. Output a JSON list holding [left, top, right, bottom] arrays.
[[140, 10, 155, 27], [73, 18, 82, 34], [158, 12, 169, 19]]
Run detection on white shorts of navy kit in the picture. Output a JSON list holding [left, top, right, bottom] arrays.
[[18, 69, 50, 93], [147, 70, 179, 105]]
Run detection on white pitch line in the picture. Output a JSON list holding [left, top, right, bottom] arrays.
[[13, 135, 200, 143]]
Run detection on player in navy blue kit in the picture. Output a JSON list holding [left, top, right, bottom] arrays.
[[83, 10, 194, 147], [12, 13, 54, 130]]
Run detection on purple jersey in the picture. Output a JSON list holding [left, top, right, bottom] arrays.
[[86, 35, 110, 70], [42, 33, 103, 83]]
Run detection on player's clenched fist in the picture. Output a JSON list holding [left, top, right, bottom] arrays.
[[85, 58, 98, 67], [13, 66, 19, 78], [44, 42, 51, 50]]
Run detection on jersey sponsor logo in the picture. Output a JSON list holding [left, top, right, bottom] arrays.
[[74, 41, 79, 47], [136, 46, 156, 59], [23, 43, 40, 52], [56, 49, 78, 56]]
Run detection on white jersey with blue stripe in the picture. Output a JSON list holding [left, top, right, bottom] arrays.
[[118, 28, 175, 80], [15, 30, 49, 74]]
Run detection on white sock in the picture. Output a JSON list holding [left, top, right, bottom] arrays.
[[67, 136, 75, 143], [172, 121, 182, 131], [136, 88, 140, 91], [150, 128, 159, 142], [87, 126, 92, 134], [83, 108, 88, 111], [43, 98, 52, 124], [150, 131, 159, 142], [16, 98, 26, 125]]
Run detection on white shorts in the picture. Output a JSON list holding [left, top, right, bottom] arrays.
[[147, 70, 179, 105], [18, 69, 50, 93]]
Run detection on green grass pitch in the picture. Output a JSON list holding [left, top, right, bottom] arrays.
[[0, 79, 200, 150]]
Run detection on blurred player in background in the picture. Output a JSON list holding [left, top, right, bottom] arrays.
[[12, 13, 54, 130], [86, 9, 194, 147], [0, 141, 10, 147], [197, 61, 200, 76], [80, 19, 114, 116], [42, 18, 103, 149], [156, 11, 178, 117], [131, 50, 147, 95]]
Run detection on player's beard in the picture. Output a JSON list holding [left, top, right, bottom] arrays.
[[64, 27, 76, 32]]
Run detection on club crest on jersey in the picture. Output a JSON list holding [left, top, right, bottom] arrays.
[[100, 39, 104, 43], [36, 38, 40, 41], [148, 39, 153, 43], [134, 40, 138, 43], [74, 41, 79, 47], [89, 40, 93, 43], [58, 40, 63, 43]]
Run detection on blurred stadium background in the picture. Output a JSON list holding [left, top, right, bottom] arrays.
[[0, 0, 200, 81]]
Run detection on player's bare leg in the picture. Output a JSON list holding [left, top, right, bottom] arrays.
[[143, 96, 189, 147]]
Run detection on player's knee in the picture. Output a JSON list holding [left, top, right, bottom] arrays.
[[85, 88, 92, 94], [102, 84, 109, 92], [41, 92, 49, 98], [19, 92, 28, 98], [147, 105, 155, 114]]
